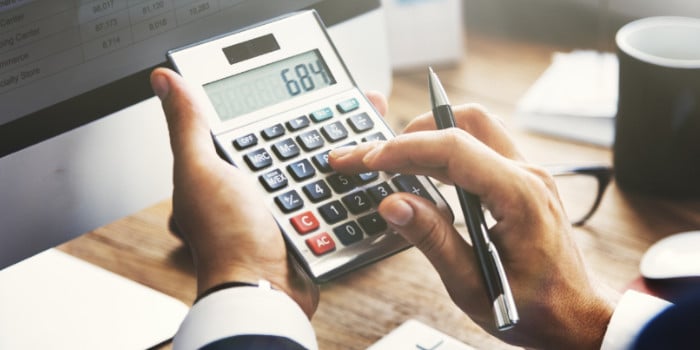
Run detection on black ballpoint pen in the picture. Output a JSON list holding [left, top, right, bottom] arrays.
[[428, 67, 519, 331]]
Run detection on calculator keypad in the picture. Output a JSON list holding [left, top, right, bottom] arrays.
[[227, 94, 439, 267]]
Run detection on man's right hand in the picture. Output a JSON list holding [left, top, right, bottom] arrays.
[[330, 104, 619, 349]]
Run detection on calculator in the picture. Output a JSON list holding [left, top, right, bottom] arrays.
[[167, 10, 450, 282]]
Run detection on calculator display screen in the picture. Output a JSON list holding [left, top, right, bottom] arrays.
[[204, 49, 336, 122]]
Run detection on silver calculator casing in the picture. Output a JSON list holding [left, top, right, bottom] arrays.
[[167, 10, 451, 282]]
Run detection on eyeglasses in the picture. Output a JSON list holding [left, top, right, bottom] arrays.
[[546, 164, 613, 226], [434, 164, 613, 229]]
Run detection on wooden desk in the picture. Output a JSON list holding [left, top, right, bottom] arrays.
[[59, 32, 700, 349]]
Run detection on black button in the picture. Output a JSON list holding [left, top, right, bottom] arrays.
[[327, 173, 355, 194], [318, 200, 348, 224], [312, 150, 332, 173], [233, 133, 258, 150], [272, 138, 300, 160], [259, 169, 288, 192], [356, 171, 379, 184], [363, 132, 387, 142], [347, 112, 374, 133], [393, 175, 434, 203], [367, 182, 394, 204], [321, 121, 348, 142], [287, 159, 316, 181], [243, 148, 272, 171], [296, 130, 325, 151], [262, 124, 285, 140], [286, 116, 310, 131], [274, 190, 304, 213], [341, 191, 372, 214], [303, 180, 332, 203], [358, 213, 387, 235], [333, 221, 364, 245]]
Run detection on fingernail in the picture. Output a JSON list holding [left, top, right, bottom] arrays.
[[329, 146, 354, 159], [151, 73, 170, 100], [383, 199, 414, 227]]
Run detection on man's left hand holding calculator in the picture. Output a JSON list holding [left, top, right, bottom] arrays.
[[152, 66, 321, 350], [157, 10, 449, 349]]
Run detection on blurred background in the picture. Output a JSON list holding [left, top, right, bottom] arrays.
[[464, 0, 699, 50]]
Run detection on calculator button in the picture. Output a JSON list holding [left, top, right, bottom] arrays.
[[336, 98, 359, 113], [327, 173, 355, 194], [347, 112, 374, 133], [244, 148, 273, 171], [262, 124, 285, 140], [303, 180, 332, 203], [310, 107, 334, 123], [358, 213, 388, 235], [286, 115, 310, 131], [341, 191, 372, 214], [233, 133, 258, 150], [393, 175, 435, 203], [306, 232, 336, 256], [290, 211, 319, 235], [363, 132, 387, 142], [318, 200, 348, 224], [367, 182, 394, 204], [321, 121, 349, 143], [334, 221, 364, 245], [296, 130, 325, 151], [272, 138, 300, 160], [287, 159, 316, 181], [356, 171, 379, 184], [312, 150, 332, 173], [274, 189, 304, 213], [259, 169, 288, 192]]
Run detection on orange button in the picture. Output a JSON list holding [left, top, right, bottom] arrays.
[[290, 211, 320, 235], [305, 232, 336, 256]]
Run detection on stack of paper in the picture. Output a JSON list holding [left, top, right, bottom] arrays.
[[0, 249, 188, 349], [515, 51, 618, 147]]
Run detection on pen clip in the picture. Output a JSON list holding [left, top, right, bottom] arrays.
[[487, 241, 519, 330]]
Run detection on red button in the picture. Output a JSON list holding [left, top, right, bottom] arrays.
[[290, 211, 320, 235], [305, 232, 336, 256]]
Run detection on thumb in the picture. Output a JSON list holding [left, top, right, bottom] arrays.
[[378, 193, 477, 287], [150, 67, 218, 165]]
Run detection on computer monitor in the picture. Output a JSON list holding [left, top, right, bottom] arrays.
[[0, 0, 391, 269]]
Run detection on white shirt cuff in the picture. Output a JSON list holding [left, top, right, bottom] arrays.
[[173, 285, 317, 350], [600, 290, 672, 350]]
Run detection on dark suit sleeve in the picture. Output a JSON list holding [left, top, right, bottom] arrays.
[[632, 288, 700, 349], [202, 334, 308, 350]]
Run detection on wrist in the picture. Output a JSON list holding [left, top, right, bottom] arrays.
[[557, 287, 617, 350], [195, 263, 279, 297], [194, 280, 268, 304], [194, 260, 319, 319]]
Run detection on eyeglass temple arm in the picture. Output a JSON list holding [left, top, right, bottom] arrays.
[[545, 165, 614, 226]]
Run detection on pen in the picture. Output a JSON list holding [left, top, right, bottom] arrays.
[[428, 67, 519, 331]]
